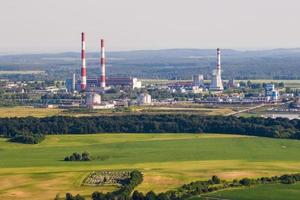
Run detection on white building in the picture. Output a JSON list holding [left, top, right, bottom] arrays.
[[137, 93, 152, 105], [265, 83, 279, 101], [86, 93, 101, 106], [192, 74, 204, 87]]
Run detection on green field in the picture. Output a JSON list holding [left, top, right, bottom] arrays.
[[1, 134, 300, 199], [195, 183, 300, 200]]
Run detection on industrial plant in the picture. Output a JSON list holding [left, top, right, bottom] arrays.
[[5, 32, 289, 112]]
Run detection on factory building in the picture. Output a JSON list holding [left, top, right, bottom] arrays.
[[265, 83, 279, 101], [192, 74, 204, 87], [107, 77, 141, 88], [137, 93, 152, 105], [85, 92, 101, 106], [210, 48, 224, 92], [227, 78, 239, 88], [66, 73, 77, 93], [74, 77, 142, 91]]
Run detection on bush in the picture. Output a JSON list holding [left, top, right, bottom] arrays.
[[64, 152, 91, 162], [9, 132, 45, 144], [239, 178, 251, 186], [211, 175, 221, 184], [66, 193, 85, 200]]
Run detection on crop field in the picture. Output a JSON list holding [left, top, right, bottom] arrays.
[[1, 134, 300, 199]]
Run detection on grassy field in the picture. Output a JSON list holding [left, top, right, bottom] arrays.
[[0, 106, 235, 118], [1, 134, 300, 199], [194, 183, 300, 200], [0, 106, 65, 117]]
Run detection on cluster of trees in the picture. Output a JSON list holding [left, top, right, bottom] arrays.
[[9, 132, 45, 144], [64, 152, 91, 161], [64, 193, 85, 200], [91, 170, 143, 200], [61, 173, 300, 200], [2, 115, 300, 143]]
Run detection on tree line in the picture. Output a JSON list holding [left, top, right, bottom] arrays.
[[1, 115, 300, 143]]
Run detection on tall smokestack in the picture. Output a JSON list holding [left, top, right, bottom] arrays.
[[81, 32, 87, 91], [100, 39, 106, 88], [217, 48, 221, 75]]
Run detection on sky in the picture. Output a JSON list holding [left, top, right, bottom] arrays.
[[1, 0, 300, 53]]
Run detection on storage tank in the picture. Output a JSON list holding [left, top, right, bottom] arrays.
[[86, 93, 101, 106]]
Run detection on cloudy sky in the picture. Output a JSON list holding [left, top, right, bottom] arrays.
[[1, 0, 300, 53]]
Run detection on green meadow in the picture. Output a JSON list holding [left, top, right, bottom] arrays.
[[194, 183, 300, 200], [1, 134, 300, 199]]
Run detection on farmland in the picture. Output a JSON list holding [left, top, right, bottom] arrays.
[[197, 183, 300, 200], [0, 105, 235, 118], [1, 134, 300, 199]]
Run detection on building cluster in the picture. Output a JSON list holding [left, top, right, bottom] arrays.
[[2, 32, 292, 110]]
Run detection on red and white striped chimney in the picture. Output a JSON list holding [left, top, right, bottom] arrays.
[[217, 48, 221, 75], [81, 32, 87, 91], [100, 39, 106, 88]]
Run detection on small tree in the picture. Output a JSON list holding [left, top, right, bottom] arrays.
[[145, 191, 157, 200], [73, 152, 81, 161], [132, 191, 145, 200], [239, 178, 251, 186], [69, 154, 75, 161], [66, 193, 74, 200], [212, 175, 221, 184], [82, 151, 91, 161]]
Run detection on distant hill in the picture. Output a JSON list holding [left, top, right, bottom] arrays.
[[0, 48, 300, 80]]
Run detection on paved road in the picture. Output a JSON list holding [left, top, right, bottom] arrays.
[[225, 104, 266, 116]]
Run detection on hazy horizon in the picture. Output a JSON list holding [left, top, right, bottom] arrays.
[[1, 0, 300, 53]]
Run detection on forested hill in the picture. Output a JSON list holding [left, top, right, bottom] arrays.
[[1, 115, 300, 141], [1, 48, 300, 80]]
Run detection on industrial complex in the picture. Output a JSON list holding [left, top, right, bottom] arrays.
[[63, 32, 284, 109], [1, 32, 291, 115]]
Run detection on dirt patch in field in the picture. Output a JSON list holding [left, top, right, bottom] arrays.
[[143, 175, 181, 186], [216, 171, 259, 179], [0, 175, 32, 190]]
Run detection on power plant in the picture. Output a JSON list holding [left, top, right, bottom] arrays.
[[74, 32, 142, 92], [209, 48, 224, 91]]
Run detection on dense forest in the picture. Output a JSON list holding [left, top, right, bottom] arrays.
[[1, 115, 300, 143]]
